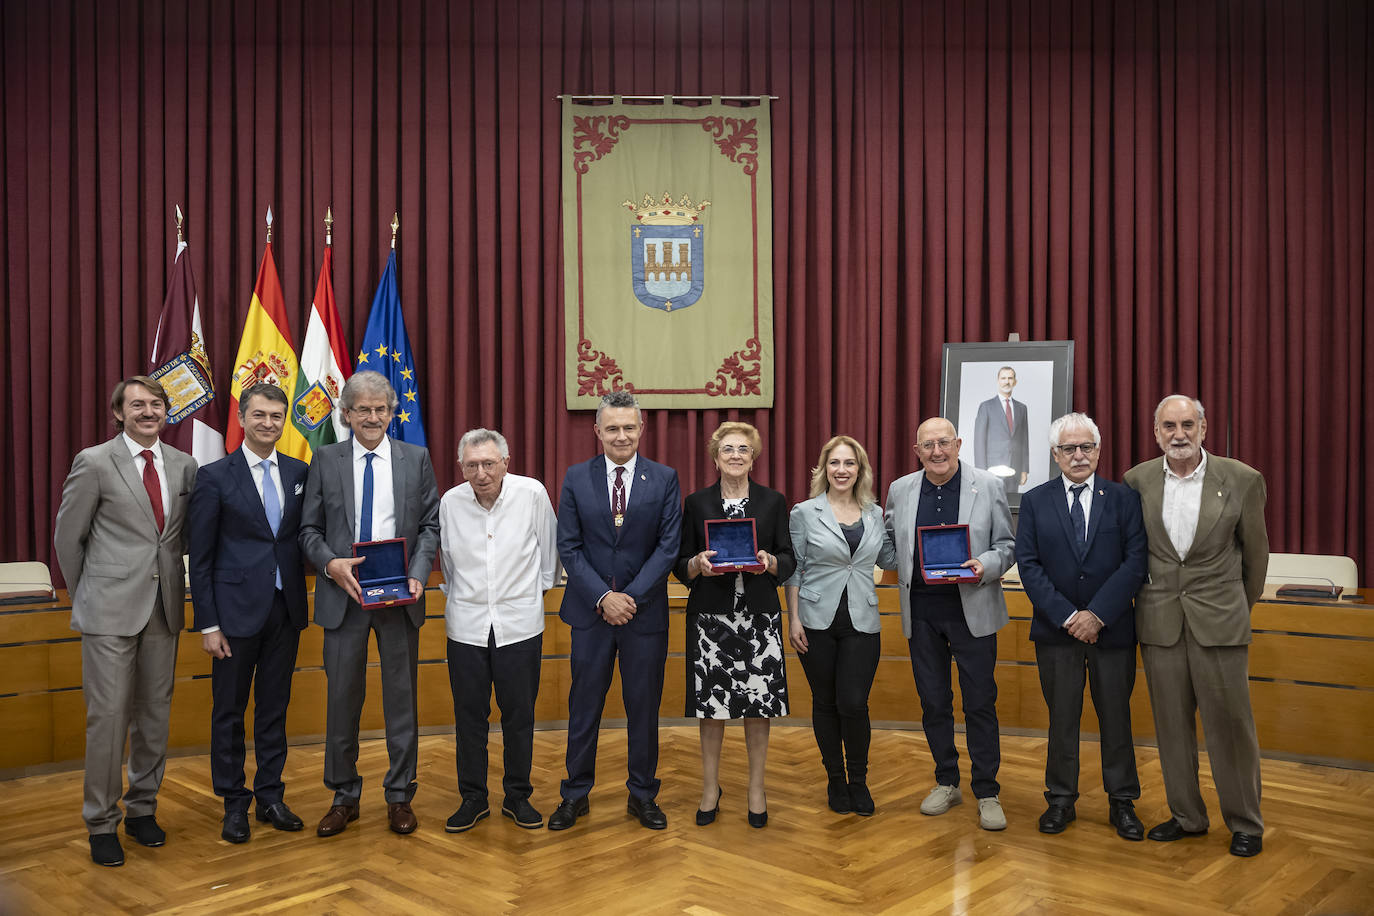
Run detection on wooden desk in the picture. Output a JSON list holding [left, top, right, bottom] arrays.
[[2, 581, 1369, 774]]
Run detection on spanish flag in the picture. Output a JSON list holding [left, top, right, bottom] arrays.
[[225, 227, 310, 461]]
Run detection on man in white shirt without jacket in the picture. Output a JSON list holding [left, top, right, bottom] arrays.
[[439, 428, 560, 833]]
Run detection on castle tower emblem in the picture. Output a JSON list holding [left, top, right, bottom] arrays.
[[623, 191, 709, 312]]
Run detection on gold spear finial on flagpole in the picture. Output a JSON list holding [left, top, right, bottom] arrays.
[[265, 206, 274, 244], [174, 204, 185, 245], [325, 206, 333, 246], [391, 212, 399, 250]]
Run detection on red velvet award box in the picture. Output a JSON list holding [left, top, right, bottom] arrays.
[[704, 518, 766, 572], [352, 537, 417, 609], [917, 524, 979, 585]]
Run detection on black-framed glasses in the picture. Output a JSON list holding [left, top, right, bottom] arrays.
[[1055, 443, 1098, 455]]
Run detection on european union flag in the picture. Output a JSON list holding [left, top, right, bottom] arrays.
[[357, 250, 427, 445]]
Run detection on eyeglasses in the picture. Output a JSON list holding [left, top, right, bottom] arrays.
[[1055, 443, 1098, 455], [461, 460, 503, 474], [719, 445, 753, 456], [348, 405, 392, 418], [916, 438, 957, 452]]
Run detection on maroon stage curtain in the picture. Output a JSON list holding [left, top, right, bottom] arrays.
[[2, 0, 1370, 584]]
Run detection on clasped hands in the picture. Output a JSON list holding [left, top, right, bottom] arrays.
[[325, 556, 423, 604], [1066, 610, 1104, 644]]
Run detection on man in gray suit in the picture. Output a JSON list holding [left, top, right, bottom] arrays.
[[884, 417, 1015, 831], [54, 375, 199, 867], [1124, 395, 1269, 858], [973, 366, 1030, 491], [299, 370, 440, 837]]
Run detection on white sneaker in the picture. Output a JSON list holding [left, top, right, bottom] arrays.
[[920, 784, 963, 815], [978, 796, 1007, 831]]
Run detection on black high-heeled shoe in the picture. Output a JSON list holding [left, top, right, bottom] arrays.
[[748, 809, 768, 828], [696, 787, 722, 826]]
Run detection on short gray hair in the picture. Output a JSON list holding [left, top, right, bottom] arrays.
[[1154, 394, 1206, 424], [595, 390, 641, 426], [1048, 412, 1101, 448], [458, 427, 509, 461], [340, 370, 398, 412]]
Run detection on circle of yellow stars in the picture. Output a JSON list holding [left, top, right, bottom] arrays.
[[356, 343, 418, 425]]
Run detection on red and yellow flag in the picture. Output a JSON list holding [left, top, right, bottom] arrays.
[[225, 241, 309, 460]]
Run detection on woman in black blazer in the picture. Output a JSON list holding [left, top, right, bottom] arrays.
[[674, 422, 795, 828]]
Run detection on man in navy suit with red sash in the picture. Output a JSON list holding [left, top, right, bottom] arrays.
[[189, 383, 309, 843], [548, 391, 682, 831], [1015, 412, 1148, 840]]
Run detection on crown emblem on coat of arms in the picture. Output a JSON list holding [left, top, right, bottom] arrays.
[[622, 191, 710, 225]]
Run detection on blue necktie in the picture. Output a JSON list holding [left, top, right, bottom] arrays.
[[262, 459, 282, 589], [1070, 484, 1087, 558], [359, 452, 375, 542]]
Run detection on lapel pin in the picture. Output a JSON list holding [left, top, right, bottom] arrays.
[[641, 474, 646, 481], [1098, 489, 1104, 496], [1217, 491, 1222, 498]]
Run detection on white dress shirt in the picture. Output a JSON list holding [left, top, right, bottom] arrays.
[[1161, 449, 1209, 560], [352, 435, 396, 542], [439, 473, 560, 647], [122, 433, 168, 512], [1061, 473, 1095, 628], [604, 453, 638, 509]]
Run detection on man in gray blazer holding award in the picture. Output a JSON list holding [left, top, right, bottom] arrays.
[[54, 376, 199, 867], [884, 417, 1016, 831], [1124, 395, 1269, 858], [299, 371, 440, 837]]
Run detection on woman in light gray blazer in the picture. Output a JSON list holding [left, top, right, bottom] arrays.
[[785, 435, 896, 816]]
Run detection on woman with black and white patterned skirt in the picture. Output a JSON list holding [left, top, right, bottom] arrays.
[[675, 422, 795, 828]]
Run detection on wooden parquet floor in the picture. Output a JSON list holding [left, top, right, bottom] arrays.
[[0, 726, 1371, 915]]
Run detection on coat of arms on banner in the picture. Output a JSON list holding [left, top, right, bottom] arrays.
[[150, 331, 214, 423], [232, 349, 291, 390], [626, 192, 708, 312], [561, 98, 774, 409], [293, 376, 340, 431]]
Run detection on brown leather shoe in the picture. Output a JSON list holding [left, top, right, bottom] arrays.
[[388, 802, 418, 835], [316, 803, 359, 837]]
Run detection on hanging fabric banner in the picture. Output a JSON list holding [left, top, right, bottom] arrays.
[[561, 97, 773, 409]]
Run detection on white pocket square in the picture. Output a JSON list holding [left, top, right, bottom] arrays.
[[294, 483, 304, 495]]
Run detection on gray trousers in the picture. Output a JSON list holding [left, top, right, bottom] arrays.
[[80, 603, 179, 834], [1035, 640, 1140, 806], [322, 602, 420, 805], [1141, 621, 1263, 836]]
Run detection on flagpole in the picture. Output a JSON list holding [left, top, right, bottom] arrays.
[[325, 206, 333, 247], [174, 204, 185, 245], [391, 212, 398, 250], [266, 206, 274, 245]]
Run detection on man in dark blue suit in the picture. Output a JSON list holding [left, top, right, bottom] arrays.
[[189, 383, 309, 843], [1015, 412, 1148, 840], [549, 390, 682, 831]]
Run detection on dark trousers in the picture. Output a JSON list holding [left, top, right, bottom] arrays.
[[1035, 640, 1140, 807], [210, 592, 301, 813], [446, 630, 542, 803], [797, 605, 881, 782], [322, 603, 420, 805], [561, 622, 668, 802], [908, 614, 1001, 798]]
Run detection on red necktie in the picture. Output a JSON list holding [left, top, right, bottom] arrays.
[[612, 466, 626, 519], [1004, 398, 1014, 434], [141, 449, 165, 531]]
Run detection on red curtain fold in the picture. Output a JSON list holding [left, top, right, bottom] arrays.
[[3, 0, 1370, 583]]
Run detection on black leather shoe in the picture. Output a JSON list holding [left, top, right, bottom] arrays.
[[547, 796, 589, 831], [1147, 817, 1208, 842], [626, 794, 668, 830], [696, 786, 722, 826], [221, 811, 251, 844], [748, 809, 768, 828], [124, 815, 166, 847], [89, 833, 124, 867], [848, 782, 875, 816], [1109, 800, 1145, 841], [1038, 804, 1076, 834], [256, 802, 304, 832], [446, 797, 490, 833], [1230, 832, 1263, 857], [827, 777, 852, 814], [501, 797, 543, 829]]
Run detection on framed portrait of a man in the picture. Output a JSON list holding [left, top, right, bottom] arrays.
[[941, 341, 1074, 510]]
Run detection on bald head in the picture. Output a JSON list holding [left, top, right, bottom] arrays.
[[914, 417, 962, 485]]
